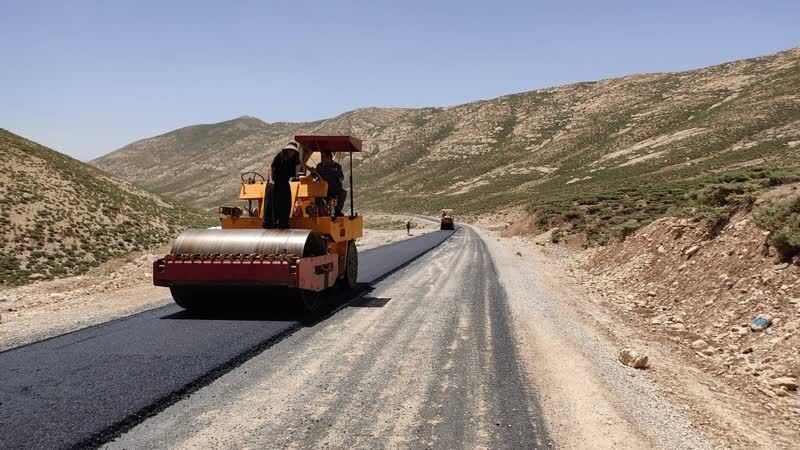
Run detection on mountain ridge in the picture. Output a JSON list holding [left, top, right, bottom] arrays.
[[93, 47, 800, 235]]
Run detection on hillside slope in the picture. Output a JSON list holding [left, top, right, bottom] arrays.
[[94, 48, 800, 223], [0, 130, 211, 285]]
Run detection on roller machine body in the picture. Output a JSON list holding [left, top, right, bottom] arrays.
[[153, 135, 363, 313], [440, 209, 455, 230]]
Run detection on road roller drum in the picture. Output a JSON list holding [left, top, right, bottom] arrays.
[[170, 228, 327, 259]]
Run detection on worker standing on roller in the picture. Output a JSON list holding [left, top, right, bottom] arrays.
[[308, 150, 347, 217], [264, 141, 300, 229]]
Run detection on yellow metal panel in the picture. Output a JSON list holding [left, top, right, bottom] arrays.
[[221, 216, 262, 229], [290, 177, 328, 200], [239, 182, 266, 200], [288, 215, 363, 242]]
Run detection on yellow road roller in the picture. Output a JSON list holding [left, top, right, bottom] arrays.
[[440, 209, 455, 230], [153, 135, 363, 316]]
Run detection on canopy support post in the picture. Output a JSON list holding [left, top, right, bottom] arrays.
[[349, 152, 354, 218]]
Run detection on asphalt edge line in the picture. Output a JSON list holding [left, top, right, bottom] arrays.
[[315, 227, 458, 324], [362, 228, 458, 287]]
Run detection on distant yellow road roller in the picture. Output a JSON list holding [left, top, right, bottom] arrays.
[[153, 135, 363, 316], [440, 209, 455, 230]]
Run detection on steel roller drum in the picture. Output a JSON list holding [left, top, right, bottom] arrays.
[[170, 228, 327, 258]]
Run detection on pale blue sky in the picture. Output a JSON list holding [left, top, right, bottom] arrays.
[[1, 0, 798, 160]]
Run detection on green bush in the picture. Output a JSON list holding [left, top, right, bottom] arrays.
[[753, 196, 800, 260]]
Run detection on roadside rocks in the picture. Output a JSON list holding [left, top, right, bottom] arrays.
[[771, 377, 798, 391], [618, 349, 649, 369]]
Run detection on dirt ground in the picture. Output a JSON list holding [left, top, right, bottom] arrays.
[[0, 214, 439, 351], [480, 226, 713, 449], [473, 207, 799, 449]]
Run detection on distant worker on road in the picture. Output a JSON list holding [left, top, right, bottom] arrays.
[[308, 150, 347, 217], [406, 219, 412, 236], [264, 141, 300, 229]]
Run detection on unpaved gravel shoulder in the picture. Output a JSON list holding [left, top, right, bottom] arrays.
[[476, 226, 717, 449]]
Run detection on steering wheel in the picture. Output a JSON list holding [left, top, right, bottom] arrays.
[[241, 172, 266, 184]]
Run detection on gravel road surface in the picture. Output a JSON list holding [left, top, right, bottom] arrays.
[[106, 227, 549, 448], [0, 230, 454, 449]]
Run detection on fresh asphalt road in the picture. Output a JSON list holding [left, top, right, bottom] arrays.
[[0, 230, 455, 449], [107, 226, 549, 449]]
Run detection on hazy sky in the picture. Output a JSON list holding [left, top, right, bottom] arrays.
[[1, 1, 798, 161]]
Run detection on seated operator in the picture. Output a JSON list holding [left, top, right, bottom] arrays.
[[307, 150, 347, 217]]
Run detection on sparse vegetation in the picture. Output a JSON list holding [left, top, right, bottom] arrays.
[[0, 129, 214, 286], [753, 196, 800, 260], [526, 167, 800, 246]]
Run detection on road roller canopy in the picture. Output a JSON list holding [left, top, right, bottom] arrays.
[[295, 135, 362, 153]]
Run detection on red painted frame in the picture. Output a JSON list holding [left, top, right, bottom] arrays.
[[153, 254, 338, 292]]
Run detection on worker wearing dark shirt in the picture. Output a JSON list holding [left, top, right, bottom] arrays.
[[263, 141, 300, 229], [313, 151, 347, 217]]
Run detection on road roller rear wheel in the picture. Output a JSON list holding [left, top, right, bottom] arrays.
[[298, 289, 326, 323], [339, 240, 358, 290], [170, 287, 214, 311]]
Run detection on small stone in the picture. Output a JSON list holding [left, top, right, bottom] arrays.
[[685, 246, 700, 258], [782, 321, 799, 331], [657, 245, 666, 254], [773, 262, 790, 270], [742, 347, 754, 354], [515, 251, 522, 257], [700, 347, 716, 356], [751, 315, 773, 332], [771, 377, 798, 390], [28, 273, 46, 280], [774, 387, 789, 397], [690, 339, 709, 350], [647, 291, 657, 297], [618, 349, 648, 369]]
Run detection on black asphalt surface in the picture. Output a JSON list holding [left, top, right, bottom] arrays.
[[0, 229, 454, 449]]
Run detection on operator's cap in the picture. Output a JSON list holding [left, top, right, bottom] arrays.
[[282, 140, 300, 152], [321, 150, 333, 158]]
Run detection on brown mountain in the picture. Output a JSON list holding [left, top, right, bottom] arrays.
[[93, 48, 800, 239], [0, 130, 211, 285]]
